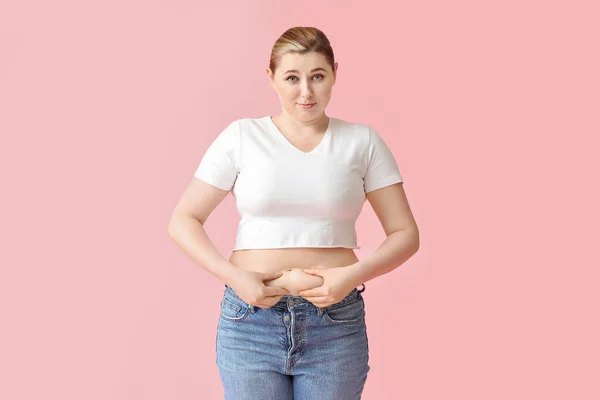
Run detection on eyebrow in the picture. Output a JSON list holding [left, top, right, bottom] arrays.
[[283, 67, 328, 74]]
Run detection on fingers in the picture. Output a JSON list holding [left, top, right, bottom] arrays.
[[248, 272, 293, 308], [255, 295, 283, 309], [264, 286, 289, 297], [262, 270, 285, 282], [255, 289, 288, 309]]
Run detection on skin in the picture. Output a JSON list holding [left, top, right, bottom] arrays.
[[263, 268, 324, 297], [227, 52, 360, 307], [170, 51, 419, 309], [266, 51, 338, 143]]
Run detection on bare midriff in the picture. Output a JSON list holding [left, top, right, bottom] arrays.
[[228, 248, 360, 296]]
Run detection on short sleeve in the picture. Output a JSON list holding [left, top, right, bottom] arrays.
[[193, 120, 240, 191], [363, 126, 404, 193]]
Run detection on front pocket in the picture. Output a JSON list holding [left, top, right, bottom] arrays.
[[323, 297, 365, 324], [219, 297, 250, 321]]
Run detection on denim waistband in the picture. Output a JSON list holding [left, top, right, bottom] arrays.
[[224, 283, 365, 310]]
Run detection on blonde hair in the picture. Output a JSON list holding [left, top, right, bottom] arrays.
[[269, 27, 336, 75]]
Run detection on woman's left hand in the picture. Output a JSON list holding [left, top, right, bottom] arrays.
[[297, 265, 362, 308]]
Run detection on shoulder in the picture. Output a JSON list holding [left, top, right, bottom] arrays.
[[331, 116, 373, 149], [337, 117, 391, 144], [213, 116, 265, 139], [229, 116, 272, 136], [235, 115, 269, 127], [331, 116, 370, 136], [331, 116, 368, 130]]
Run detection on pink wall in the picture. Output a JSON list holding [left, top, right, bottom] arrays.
[[1, 0, 599, 399]]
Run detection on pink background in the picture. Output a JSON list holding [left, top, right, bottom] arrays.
[[2, 1, 599, 399]]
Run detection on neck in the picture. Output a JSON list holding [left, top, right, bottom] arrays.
[[275, 112, 329, 134]]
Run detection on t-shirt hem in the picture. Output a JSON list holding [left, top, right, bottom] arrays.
[[232, 244, 361, 251], [193, 173, 232, 191], [365, 175, 403, 193]]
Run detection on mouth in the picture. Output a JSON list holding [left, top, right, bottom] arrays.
[[297, 103, 316, 108]]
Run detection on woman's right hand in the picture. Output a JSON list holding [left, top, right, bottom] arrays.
[[228, 269, 290, 309]]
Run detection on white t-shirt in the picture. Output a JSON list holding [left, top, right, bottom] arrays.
[[194, 115, 404, 250]]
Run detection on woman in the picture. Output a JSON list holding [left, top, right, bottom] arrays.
[[168, 26, 419, 400]]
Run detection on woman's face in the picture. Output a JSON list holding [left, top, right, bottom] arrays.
[[267, 52, 338, 121]]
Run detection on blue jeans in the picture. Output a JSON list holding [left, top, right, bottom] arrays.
[[216, 283, 370, 400]]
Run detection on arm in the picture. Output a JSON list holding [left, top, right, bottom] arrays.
[[168, 215, 239, 286], [347, 228, 419, 284], [167, 177, 239, 286], [347, 182, 420, 285], [169, 177, 290, 307]]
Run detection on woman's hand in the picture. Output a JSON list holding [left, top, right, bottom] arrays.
[[264, 268, 324, 296], [229, 269, 290, 309], [297, 265, 362, 308]]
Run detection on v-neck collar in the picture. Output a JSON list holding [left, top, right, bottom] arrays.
[[266, 115, 333, 155]]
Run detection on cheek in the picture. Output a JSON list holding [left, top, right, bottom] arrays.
[[275, 84, 294, 95], [287, 87, 300, 96], [276, 88, 293, 98], [316, 85, 332, 95]]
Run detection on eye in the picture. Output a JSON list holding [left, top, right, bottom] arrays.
[[285, 74, 325, 82]]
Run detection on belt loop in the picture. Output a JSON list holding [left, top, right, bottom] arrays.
[[358, 283, 366, 293]]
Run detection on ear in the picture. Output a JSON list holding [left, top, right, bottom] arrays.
[[332, 62, 338, 84], [266, 68, 275, 87]]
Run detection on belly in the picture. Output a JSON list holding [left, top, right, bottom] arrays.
[[228, 248, 360, 296]]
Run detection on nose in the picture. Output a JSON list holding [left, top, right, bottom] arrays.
[[300, 80, 313, 99]]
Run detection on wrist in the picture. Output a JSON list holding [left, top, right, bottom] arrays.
[[219, 262, 243, 287], [344, 262, 367, 288]]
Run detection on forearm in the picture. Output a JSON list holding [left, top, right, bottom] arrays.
[[168, 216, 239, 285], [348, 229, 420, 285]]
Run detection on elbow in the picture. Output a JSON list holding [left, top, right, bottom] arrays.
[[167, 214, 200, 239], [406, 227, 420, 253], [167, 223, 176, 240], [167, 217, 182, 239], [413, 238, 420, 254], [413, 231, 420, 253]]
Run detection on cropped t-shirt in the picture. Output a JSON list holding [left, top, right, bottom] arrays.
[[193, 115, 404, 250]]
